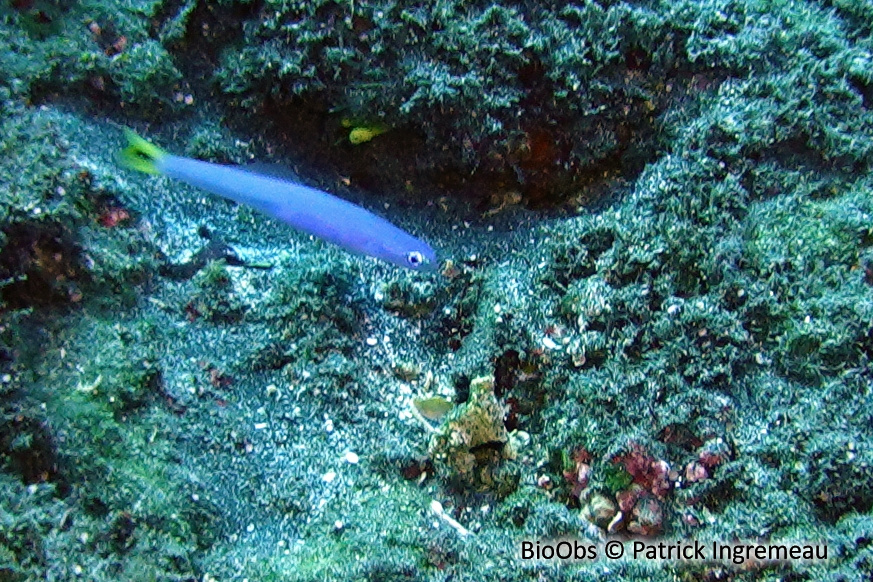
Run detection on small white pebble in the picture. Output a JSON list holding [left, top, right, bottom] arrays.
[[344, 451, 359, 464], [322, 470, 337, 483], [246, 523, 255, 533], [366, 337, 378, 346]]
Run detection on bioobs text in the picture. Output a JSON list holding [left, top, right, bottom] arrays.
[[521, 540, 597, 561]]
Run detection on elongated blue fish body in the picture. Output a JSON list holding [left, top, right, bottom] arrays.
[[119, 130, 437, 271]]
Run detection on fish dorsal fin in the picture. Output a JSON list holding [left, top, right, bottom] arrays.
[[238, 162, 303, 184]]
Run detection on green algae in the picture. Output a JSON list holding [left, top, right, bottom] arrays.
[[1, 1, 184, 117]]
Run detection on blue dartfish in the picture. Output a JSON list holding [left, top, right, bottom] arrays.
[[119, 130, 437, 271]]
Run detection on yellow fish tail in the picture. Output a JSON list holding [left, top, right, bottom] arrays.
[[118, 128, 167, 175]]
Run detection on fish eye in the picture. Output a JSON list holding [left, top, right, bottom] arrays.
[[406, 251, 425, 268]]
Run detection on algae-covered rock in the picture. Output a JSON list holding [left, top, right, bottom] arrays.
[[185, 259, 246, 324]]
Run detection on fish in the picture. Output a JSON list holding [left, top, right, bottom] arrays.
[[348, 124, 390, 144], [341, 118, 390, 144], [118, 129, 438, 271], [413, 396, 454, 421]]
